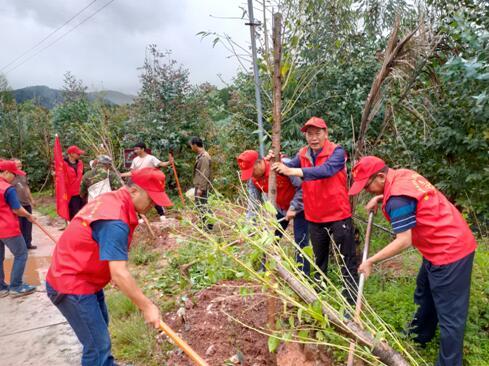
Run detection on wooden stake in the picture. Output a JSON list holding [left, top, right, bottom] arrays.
[[169, 152, 185, 205]]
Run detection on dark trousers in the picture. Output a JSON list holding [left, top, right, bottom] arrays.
[[46, 281, 114, 366], [409, 252, 474, 366], [155, 205, 165, 216], [275, 211, 310, 275], [19, 204, 33, 248], [195, 189, 213, 231], [308, 217, 358, 303], [69, 195, 85, 220]]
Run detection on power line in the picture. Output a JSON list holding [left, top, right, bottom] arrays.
[[0, 0, 99, 73], [4, 0, 116, 75]]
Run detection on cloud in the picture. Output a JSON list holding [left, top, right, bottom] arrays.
[[0, 0, 251, 94]]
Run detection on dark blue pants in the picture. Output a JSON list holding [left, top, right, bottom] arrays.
[[275, 211, 310, 275], [410, 252, 474, 366], [46, 282, 114, 366], [19, 204, 33, 248]]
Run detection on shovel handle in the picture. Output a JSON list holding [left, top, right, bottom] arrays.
[[33, 220, 58, 245], [347, 210, 375, 365], [159, 320, 209, 366]]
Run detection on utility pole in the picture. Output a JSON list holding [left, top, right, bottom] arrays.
[[246, 0, 265, 157]]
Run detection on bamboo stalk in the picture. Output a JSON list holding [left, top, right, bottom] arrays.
[[169, 152, 185, 205]]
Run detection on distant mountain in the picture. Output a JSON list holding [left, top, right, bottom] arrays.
[[12, 85, 135, 109]]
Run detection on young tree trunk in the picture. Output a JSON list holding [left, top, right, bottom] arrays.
[[268, 12, 282, 206], [267, 12, 283, 331]]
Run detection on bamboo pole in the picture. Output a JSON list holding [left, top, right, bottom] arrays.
[[273, 257, 410, 366], [347, 210, 374, 365], [159, 320, 209, 366]]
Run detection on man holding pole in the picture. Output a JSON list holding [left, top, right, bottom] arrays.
[[271, 116, 357, 303], [0, 160, 37, 298], [46, 168, 172, 366], [349, 156, 477, 366]]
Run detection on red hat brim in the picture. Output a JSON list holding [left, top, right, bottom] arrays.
[[348, 178, 369, 196], [239, 166, 254, 181], [147, 190, 173, 207]]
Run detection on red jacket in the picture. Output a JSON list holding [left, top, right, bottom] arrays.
[[64, 159, 84, 198], [46, 188, 139, 294], [382, 169, 477, 265], [0, 178, 21, 239], [251, 161, 297, 211], [299, 141, 351, 223]]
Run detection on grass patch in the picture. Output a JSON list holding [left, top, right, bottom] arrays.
[[130, 244, 159, 266]]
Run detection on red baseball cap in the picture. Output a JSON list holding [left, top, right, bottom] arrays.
[[67, 145, 85, 155], [348, 156, 386, 195], [0, 160, 26, 176], [131, 168, 173, 207], [301, 117, 328, 132], [237, 150, 259, 181]]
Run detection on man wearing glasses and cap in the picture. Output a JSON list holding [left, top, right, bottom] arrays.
[[46, 167, 172, 366], [0, 160, 37, 298]]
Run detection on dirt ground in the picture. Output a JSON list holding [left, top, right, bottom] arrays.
[[0, 212, 82, 366]]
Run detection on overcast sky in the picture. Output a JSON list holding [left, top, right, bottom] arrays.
[[0, 0, 252, 94]]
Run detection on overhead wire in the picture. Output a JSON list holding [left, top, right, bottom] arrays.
[[3, 0, 116, 75], [0, 0, 99, 73]]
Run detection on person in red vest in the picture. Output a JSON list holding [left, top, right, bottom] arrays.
[[0, 160, 37, 298], [271, 116, 357, 303], [349, 156, 477, 366], [46, 168, 172, 366], [64, 145, 85, 219], [237, 150, 310, 274]]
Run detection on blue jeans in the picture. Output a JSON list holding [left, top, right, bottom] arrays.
[[275, 211, 310, 275], [0, 235, 28, 290], [46, 282, 114, 366]]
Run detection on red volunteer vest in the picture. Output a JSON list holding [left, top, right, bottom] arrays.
[[382, 169, 477, 265], [0, 178, 21, 239], [299, 141, 351, 223], [64, 159, 84, 197], [46, 188, 139, 294], [251, 161, 296, 211]]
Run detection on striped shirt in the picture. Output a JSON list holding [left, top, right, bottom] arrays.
[[385, 195, 417, 234]]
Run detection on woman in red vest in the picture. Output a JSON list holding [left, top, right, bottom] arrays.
[[64, 145, 85, 219], [0, 160, 37, 298], [349, 156, 477, 366], [237, 150, 310, 274], [46, 168, 173, 366], [272, 117, 357, 304]]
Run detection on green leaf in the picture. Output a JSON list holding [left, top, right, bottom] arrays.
[[268, 335, 281, 353]]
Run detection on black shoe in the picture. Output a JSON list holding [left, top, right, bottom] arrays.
[[27, 245, 38, 250]]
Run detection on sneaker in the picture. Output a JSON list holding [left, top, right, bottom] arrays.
[[159, 216, 167, 222], [27, 245, 38, 250], [0, 288, 8, 298], [9, 284, 36, 298], [138, 218, 144, 224]]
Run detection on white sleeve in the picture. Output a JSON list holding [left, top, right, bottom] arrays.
[[130, 158, 137, 170], [151, 155, 162, 167]]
